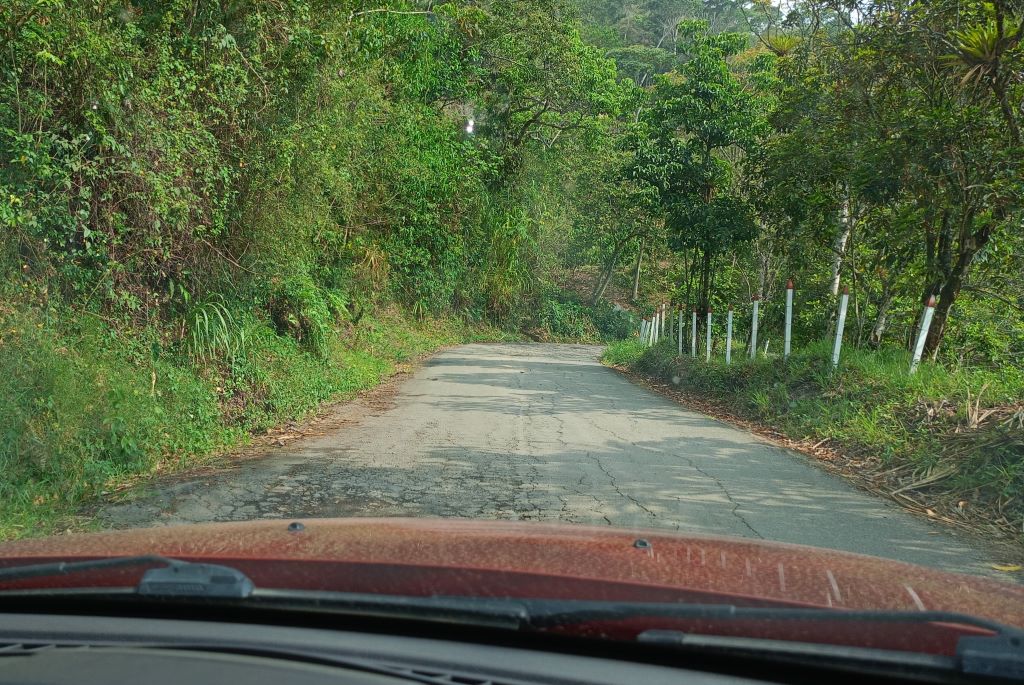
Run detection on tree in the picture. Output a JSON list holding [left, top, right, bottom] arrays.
[[637, 20, 767, 310]]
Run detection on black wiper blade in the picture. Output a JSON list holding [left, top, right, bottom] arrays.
[[245, 593, 1021, 643], [518, 601, 1016, 634], [0, 555, 254, 599], [0, 555, 173, 583], [517, 601, 1024, 681], [250, 589, 532, 630]]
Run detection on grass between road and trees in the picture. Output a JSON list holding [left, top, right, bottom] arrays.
[[0, 305, 509, 539], [604, 338, 1024, 546]]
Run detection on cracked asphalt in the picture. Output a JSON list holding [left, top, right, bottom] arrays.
[[102, 343, 1011, 577]]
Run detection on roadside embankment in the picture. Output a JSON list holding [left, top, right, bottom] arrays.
[[603, 339, 1024, 547], [0, 303, 516, 539]]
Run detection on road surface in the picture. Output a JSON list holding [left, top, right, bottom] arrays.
[[102, 343, 1012, 577]]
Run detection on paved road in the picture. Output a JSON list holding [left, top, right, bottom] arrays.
[[103, 343, 1011, 577]]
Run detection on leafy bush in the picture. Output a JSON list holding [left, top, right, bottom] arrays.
[[534, 288, 636, 341], [267, 276, 333, 359], [538, 298, 598, 339], [586, 299, 637, 340], [602, 338, 646, 366]]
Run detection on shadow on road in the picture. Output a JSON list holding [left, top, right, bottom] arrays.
[[100, 343, 1011, 578]]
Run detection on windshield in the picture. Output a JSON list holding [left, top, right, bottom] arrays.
[[2, 0, 1023, 665]]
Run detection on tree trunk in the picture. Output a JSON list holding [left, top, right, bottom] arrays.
[[829, 190, 853, 297], [631, 240, 643, 302], [697, 249, 712, 312], [591, 240, 625, 305], [868, 290, 893, 349], [923, 226, 993, 357]]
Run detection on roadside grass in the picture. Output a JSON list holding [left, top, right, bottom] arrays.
[[531, 288, 637, 343], [0, 304, 516, 540], [602, 338, 647, 366], [603, 338, 1024, 537]]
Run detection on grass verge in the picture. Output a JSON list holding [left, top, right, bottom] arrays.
[[0, 304, 517, 540], [603, 338, 1024, 542]]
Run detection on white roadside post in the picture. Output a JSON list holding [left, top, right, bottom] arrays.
[[661, 303, 667, 337], [641, 319, 649, 346], [726, 306, 733, 365], [910, 296, 937, 374], [831, 286, 850, 368], [705, 308, 712, 362], [750, 295, 760, 360], [677, 309, 683, 356], [691, 309, 697, 358], [784, 279, 794, 359]]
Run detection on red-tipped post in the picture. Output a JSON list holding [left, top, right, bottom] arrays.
[[784, 278, 794, 358]]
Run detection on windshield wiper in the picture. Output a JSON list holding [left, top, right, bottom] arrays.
[[2, 559, 1022, 679], [0, 558, 1015, 635], [0, 555, 254, 599], [516, 600, 1014, 632]]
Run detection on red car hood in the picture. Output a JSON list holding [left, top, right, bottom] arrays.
[[1, 518, 1022, 653]]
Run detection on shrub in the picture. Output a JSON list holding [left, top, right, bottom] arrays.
[[535, 290, 637, 342], [267, 275, 333, 358], [184, 298, 248, 364], [602, 338, 646, 366]]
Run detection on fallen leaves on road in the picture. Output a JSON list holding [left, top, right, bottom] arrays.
[[991, 564, 1023, 572]]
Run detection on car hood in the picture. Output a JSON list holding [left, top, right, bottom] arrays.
[[1, 518, 1021, 625]]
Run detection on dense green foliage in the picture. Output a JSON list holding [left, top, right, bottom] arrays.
[[2, 0, 1021, 536], [576, 0, 1023, 367], [0, 0, 630, 535]]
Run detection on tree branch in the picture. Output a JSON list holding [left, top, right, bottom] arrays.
[[349, 9, 435, 20]]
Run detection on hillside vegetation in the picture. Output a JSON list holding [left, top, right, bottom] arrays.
[[3, 0, 1022, 537], [1, 0, 634, 536]]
